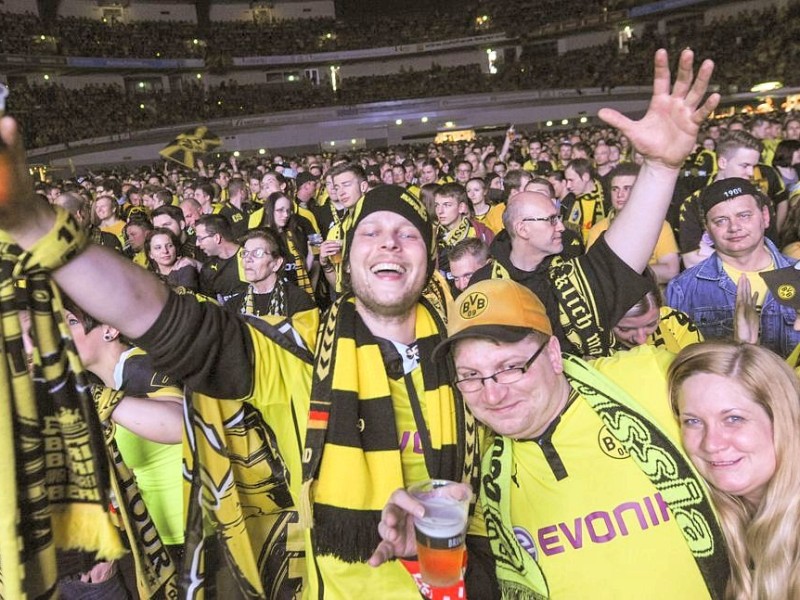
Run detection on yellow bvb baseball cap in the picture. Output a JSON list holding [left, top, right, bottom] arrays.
[[432, 279, 552, 359]]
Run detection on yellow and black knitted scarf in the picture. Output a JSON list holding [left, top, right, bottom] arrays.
[[0, 225, 123, 598], [285, 230, 313, 297], [300, 294, 477, 562]]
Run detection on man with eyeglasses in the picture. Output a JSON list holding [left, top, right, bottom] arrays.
[[195, 213, 248, 304], [471, 183, 654, 357], [371, 278, 729, 599]]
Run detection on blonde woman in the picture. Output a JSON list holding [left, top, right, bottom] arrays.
[[668, 341, 800, 600]]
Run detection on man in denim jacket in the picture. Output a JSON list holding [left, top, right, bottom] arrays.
[[666, 178, 800, 357]]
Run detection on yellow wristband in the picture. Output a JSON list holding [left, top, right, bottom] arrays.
[[12, 206, 89, 276]]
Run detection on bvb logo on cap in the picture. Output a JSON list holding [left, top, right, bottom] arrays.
[[459, 291, 489, 319], [778, 284, 796, 301]]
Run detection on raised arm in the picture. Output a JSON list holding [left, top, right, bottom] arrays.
[[0, 117, 169, 339], [602, 49, 719, 273]]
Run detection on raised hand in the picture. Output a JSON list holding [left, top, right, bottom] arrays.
[[734, 273, 760, 344], [0, 117, 53, 240], [599, 49, 719, 170]]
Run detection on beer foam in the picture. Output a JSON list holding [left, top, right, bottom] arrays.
[[415, 498, 467, 538]]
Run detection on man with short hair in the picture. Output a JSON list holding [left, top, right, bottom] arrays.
[[563, 158, 607, 243], [666, 178, 800, 357], [447, 237, 490, 291], [502, 169, 531, 201], [586, 163, 679, 284], [152, 204, 198, 259], [195, 214, 247, 303], [372, 277, 729, 599], [678, 131, 782, 268], [454, 160, 473, 185]]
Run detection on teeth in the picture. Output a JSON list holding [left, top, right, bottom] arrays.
[[371, 263, 405, 274]]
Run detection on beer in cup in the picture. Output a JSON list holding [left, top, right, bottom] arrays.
[[408, 479, 469, 588]]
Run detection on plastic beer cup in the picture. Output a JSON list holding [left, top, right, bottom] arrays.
[[408, 479, 469, 588]]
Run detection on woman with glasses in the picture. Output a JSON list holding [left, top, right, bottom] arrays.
[[226, 229, 319, 350]]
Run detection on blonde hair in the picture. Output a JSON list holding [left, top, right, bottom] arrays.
[[667, 341, 800, 600]]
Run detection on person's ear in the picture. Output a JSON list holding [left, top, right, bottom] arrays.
[[102, 326, 120, 342]]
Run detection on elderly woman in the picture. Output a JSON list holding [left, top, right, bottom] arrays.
[[145, 227, 199, 291], [226, 228, 318, 350], [668, 341, 800, 600]]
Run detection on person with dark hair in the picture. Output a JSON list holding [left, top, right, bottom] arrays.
[[563, 157, 607, 243], [666, 179, 800, 357], [587, 163, 679, 284], [152, 203, 198, 259], [612, 269, 702, 352], [195, 213, 247, 303], [258, 191, 314, 298], [145, 227, 199, 291], [60, 299, 184, 599], [447, 237, 490, 291], [771, 139, 800, 192]]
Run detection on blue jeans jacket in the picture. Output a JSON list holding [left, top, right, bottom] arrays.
[[666, 239, 800, 357]]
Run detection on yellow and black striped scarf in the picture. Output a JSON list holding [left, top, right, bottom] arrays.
[[285, 230, 313, 297], [0, 233, 123, 599], [241, 276, 288, 317], [300, 294, 477, 562]]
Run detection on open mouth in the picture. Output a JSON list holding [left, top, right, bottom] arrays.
[[371, 262, 406, 275]]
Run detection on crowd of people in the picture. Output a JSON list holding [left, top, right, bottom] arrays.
[[7, 0, 799, 150], [0, 0, 650, 59], [2, 46, 800, 599]]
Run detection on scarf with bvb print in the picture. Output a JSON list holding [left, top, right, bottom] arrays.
[[438, 216, 475, 248], [92, 386, 178, 598], [481, 355, 729, 600], [0, 213, 123, 599], [300, 294, 478, 562]]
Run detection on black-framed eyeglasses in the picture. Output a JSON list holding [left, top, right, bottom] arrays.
[[195, 233, 215, 242], [521, 214, 562, 226], [455, 343, 547, 393]]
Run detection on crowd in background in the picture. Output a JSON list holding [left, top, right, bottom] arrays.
[[5, 0, 798, 150]]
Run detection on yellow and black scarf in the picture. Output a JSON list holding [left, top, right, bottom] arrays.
[[300, 294, 478, 562], [481, 356, 729, 599], [1, 218, 123, 598], [241, 276, 288, 317], [285, 230, 313, 297], [92, 386, 178, 598], [490, 259, 609, 357], [438, 217, 475, 249], [182, 312, 312, 599]]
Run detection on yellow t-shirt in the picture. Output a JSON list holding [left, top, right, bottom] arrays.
[[721, 258, 773, 308], [474, 203, 506, 234], [587, 218, 678, 265], [507, 346, 711, 599]]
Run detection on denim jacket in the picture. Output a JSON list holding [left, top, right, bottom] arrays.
[[665, 239, 800, 357]]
